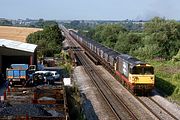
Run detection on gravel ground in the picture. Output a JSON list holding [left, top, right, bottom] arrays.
[[139, 96, 176, 120], [74, 65, 157, 119], [0, 102, 11, 108], [151, 89, 180, 119], [0, 102, 11, 112], [74, 66, 117, 120], [0, 84, 66, 118], [0, 104, 51, 116], [98, 66, 180, 119], [97, 66, 158, 120]]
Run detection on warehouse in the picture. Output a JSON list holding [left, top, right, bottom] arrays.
[[0, 39, 37, 74]]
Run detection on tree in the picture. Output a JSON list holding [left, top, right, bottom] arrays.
[[30, 19, 58, 28], [132, 44, 159, 59], [114, 32, 142, 54], [114, 32, 129, 53], [0, 19, 12, 26], [143, 17, 180, 59], [92, 24, 127, 48], [68, 17, 180, 60], [26, 23, 64, 57]]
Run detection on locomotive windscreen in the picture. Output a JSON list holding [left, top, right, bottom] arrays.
[[131, 66, 154, 74]]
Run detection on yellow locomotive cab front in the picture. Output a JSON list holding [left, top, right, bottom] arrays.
[[129, 74, 155, 84], [129, 64, 155, 85]]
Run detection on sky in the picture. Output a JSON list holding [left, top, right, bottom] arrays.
[[0, 0, 180, 20]]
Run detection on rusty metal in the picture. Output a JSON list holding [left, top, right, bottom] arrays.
[[1, 85, 69, 120]]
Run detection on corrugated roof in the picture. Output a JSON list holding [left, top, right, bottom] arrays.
[[0, 39, 37, 53]]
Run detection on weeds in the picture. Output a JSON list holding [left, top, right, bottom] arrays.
[[148, 60, 180, 102]]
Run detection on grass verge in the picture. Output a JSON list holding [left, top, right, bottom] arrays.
[[148, 60, 180, 103]]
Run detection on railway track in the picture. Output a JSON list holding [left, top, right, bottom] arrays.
[[138, 96, 179, 120], [71, 43, 179, 120], [63, 27, 179, 120], [76, 51, 138, 120], [64, 28, 150, 119]]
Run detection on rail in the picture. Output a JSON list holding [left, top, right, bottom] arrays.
[[76, 51, 138, 120]]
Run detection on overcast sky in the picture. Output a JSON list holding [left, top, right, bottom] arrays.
[[0, 0, 180, 20]]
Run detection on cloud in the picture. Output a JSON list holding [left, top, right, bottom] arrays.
[[136, 0, 178, 20]]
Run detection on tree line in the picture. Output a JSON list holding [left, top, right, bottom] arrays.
[[0, 19, 12, 26], [80, 17, 180, 60], [26, 22, 64, 57]]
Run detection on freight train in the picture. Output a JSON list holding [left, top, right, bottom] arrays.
[[69, 30, 155, 94]]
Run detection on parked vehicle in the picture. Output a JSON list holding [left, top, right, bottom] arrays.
[[32, 73, 45, 85], [44, 72, 55, 84], [34, 71, 55, 85], [6, 64, 36, 86]]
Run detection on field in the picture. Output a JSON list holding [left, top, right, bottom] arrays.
[[148, 60, 180, 104], [0, 26, 42, 42]]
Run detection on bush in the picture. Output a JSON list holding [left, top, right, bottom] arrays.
[[132, 44, 159, 59], [172, 73, 180, 81], [172, 49, 180, 62], [26, 23, 64, 57]]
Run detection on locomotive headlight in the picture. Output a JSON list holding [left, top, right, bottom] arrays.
[[132, 76, 139, 82]]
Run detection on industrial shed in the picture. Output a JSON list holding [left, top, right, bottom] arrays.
[[0, 39, 37, 74]]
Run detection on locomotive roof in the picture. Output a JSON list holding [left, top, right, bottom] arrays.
[[118, 54, 145, 66]]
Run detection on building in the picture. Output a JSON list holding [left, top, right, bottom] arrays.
[[0, 39, 37, 74]]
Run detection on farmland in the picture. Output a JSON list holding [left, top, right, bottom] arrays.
[[0, 26, 42, 42]]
